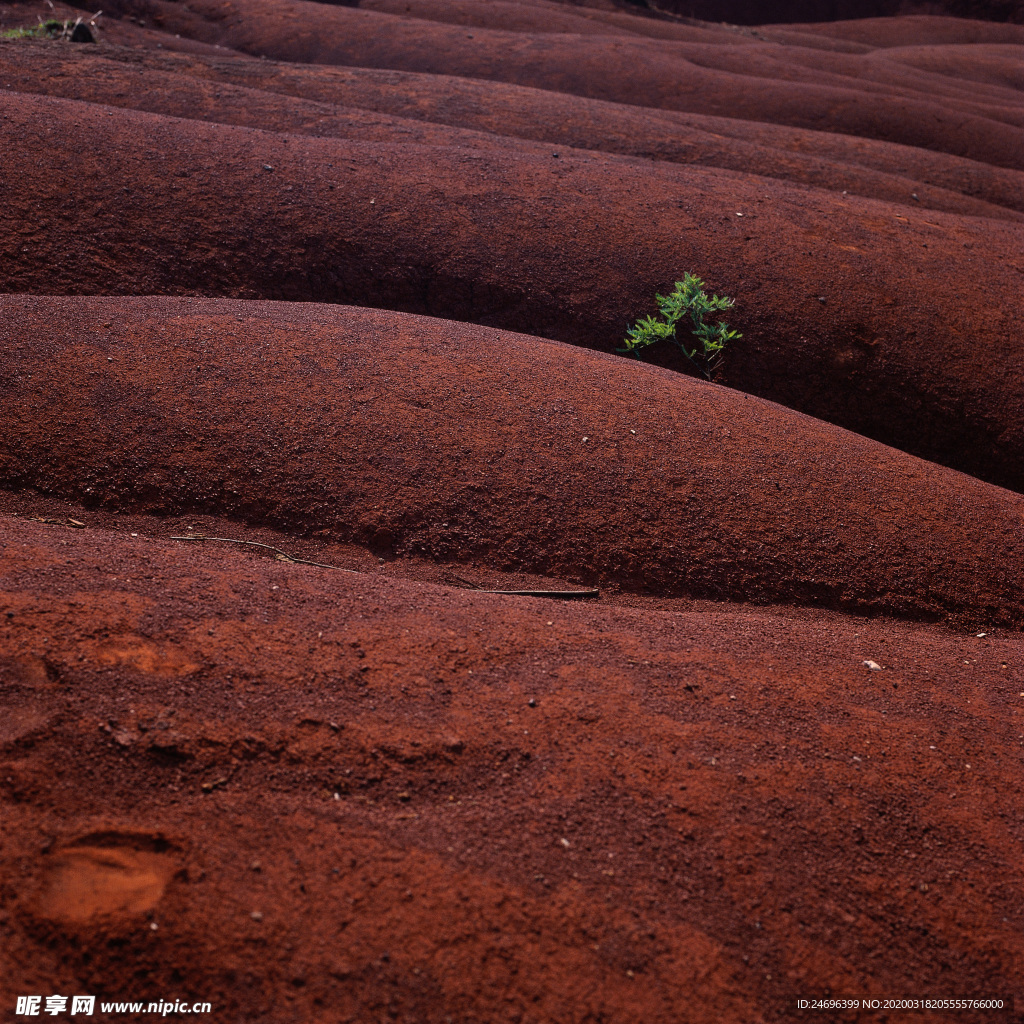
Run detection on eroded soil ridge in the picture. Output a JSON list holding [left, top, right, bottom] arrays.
[[1, 2, 1023, 1021], [2, 294, 1024, 626]]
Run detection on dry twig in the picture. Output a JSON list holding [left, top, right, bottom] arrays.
[[171, 534, 360, 573]]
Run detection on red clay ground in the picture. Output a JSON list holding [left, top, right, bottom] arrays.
[[3, 295, 1024, 627], [3, 19, 1024, 488], [2, 512, 1023, 1023], [5, 37, 1024, 221], [1, 1, 1024, 1021]]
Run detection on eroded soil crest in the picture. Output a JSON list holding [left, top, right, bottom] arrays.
[[1, 0, 1023, 1020]]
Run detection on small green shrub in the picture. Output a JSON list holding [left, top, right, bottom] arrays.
[[2, 16, 97, 41], [622, 273, 740, 381], [2, 19, 65, 39]]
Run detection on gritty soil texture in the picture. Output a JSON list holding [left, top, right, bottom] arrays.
[[1, 1, 1024, 1022], [2, 513, 1024, 1024], [3, 294, 1024, 629], [4, 23, 1024, 489]]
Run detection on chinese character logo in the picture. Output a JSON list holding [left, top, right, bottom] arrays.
[[16, 994, 95, 1016]]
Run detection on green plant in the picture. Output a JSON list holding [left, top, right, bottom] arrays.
[[1, 14, 98, 40], [2, 19, 63, 39], [621, 273, 741, 381]]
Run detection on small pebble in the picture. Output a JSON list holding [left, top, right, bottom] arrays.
[[251, 911, 263, 922]]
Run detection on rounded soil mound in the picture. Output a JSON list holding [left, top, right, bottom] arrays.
[[2, 294, 1024, 626], [94, 1, 1024, 167], [5, 42, 1024, 222], [2, 90, 1024, 492]]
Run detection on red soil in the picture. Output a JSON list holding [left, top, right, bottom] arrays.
[[5, 40, 1024, 222], [782, 12, 1024, 43], [2, 1, 1024, 1020], [3, 294, 1024, 627], [80, 1, 1024, 165], [3, 512, 1023, 1023], [3, 77, 1024, 489]]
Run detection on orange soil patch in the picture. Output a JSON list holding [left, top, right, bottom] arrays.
[[33, 840, 180, 924]]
